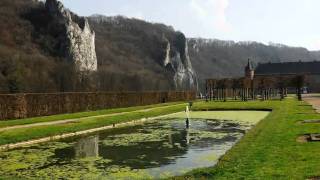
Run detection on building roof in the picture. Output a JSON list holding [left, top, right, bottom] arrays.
[[245, 59, 253, 71], [255, 61, 320, 75]]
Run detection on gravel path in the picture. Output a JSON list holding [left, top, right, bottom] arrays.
[[303, 94, 320, 113], [0, 103, 185, 132]]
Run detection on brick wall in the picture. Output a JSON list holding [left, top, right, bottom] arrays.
[[0, 91, 196, 120]]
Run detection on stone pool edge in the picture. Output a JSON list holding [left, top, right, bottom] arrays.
[[0, 112, 182, 151]]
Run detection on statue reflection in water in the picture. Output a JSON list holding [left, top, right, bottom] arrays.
[[185, 106, 190, 129], [75, 135, 99, 158], [185, 106, 191, 144]]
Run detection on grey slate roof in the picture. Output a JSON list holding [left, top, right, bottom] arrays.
[[255, 61, 320, 75]]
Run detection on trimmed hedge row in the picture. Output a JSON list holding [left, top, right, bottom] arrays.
[[0, 91, 195, 120]]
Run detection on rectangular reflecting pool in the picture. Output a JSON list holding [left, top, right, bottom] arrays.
[[0, 111, 270, 179]]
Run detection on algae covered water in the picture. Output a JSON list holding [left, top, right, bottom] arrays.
[[0, 111, 269, 179]]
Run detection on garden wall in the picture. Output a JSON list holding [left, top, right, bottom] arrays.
[[0, 91, 196, 120]]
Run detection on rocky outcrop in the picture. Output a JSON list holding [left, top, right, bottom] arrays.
[[88, 15, 197, 91], [163, 34, 198, 90], [45, 0, 97, 71]]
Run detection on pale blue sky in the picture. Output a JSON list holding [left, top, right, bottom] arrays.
[[60, 0, 320, 50]]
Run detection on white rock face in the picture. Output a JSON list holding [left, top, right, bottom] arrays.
[[163, 41, 171, 67], [163, 38, 197, 90], [45, 0, 97, 71], [89, 14, 197, 90]]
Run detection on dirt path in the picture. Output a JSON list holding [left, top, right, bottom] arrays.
[[0, 103, 185, 132], [303, 94, 320, 113]]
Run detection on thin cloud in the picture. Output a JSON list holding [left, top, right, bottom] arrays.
[[189, 0, 232, 33], [311, 40, 320, 51]]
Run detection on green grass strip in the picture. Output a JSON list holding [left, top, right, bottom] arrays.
[[0, 103, 188, 145], [0, 101, 184, 128]]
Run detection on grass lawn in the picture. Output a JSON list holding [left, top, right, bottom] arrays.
[[0, 102, 189, 145], [173, 97, 320, 179], [0, 101, 184, 128]]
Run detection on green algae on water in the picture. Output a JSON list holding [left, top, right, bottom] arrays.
[[102, 129, 173, 146], [165, 111, 270, 125]]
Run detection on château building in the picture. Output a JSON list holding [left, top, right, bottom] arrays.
[[245, 60, 320, 92]]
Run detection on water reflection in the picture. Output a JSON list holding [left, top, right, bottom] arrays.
[[0, 118, 250, 179], [98, 127, 190, 169], [75, 136, 99, 158], [53, 135, 99, 160], [55, 119, 243, 172]]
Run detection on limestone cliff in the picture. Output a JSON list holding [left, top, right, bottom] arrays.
[[45, 0, 97, 71], [89, 15, 197, 90], [163, 35, 197, 90]]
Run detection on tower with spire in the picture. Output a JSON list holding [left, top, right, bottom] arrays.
[[245, 59, 255, 80]]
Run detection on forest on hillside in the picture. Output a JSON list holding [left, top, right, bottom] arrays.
[[0, 0, 84, 93], [1, 0, 320, 93], [188, 39, 320, 88]]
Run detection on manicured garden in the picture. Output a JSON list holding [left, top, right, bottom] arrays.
[[175, 97, 320, 179], [0, 97, 319, 179]]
